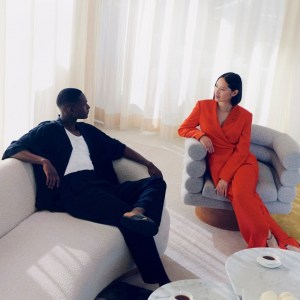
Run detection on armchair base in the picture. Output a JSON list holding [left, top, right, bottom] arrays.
[[195, 207, 239, 231]]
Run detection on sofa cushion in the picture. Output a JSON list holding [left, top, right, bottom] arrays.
[[272, 155, 300, 186], [277, 185, 297, 203], [201, 162, 277, 203], [250, 144, 273, 164], [273, 173, 297, 203], [0, 210, 169, 300], [0, 211, 128, 299], [255, 162, 278, 202], [182, 187, 293, 214]]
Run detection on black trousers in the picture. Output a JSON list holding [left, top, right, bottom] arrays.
[[60, 170, 169, 284]]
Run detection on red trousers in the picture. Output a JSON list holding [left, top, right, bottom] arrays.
[[227, 163, 299, 249]]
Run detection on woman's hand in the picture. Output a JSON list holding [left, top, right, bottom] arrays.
[[199, 135, 214, 153], [42, 159, 60, 189], [215, 179, 228, 197]]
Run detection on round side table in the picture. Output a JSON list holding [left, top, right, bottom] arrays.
[[225, 247, 300, 299], [148, 279, 237, 300]]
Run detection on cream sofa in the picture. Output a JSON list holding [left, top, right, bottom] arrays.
[[0, 158, 170, 300]]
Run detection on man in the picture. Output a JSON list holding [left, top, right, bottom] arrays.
[[2, 88, 170, 286]]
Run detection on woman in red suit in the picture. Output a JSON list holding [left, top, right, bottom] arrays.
[[178, 72, 299, 251]]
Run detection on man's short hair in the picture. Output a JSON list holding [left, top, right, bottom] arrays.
[[56, 88, 83, 107]]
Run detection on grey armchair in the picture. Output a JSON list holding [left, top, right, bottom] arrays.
[[181, 124, 300, 230]]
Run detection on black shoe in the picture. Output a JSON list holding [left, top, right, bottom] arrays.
[[120, 214, 158, 237]]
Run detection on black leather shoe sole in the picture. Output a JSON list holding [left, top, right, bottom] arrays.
[[120, 214, 158, 237]]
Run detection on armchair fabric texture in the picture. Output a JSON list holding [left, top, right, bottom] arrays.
[[182, 124, 300, 214]]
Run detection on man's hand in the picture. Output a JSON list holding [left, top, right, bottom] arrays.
[[11, 150, 60, 189], [41, 159, 60, 189], [215, 179, 228, 197], [199, 135, 214, 153], [146, 162, 163, 177], [123, 146, 163, 177]]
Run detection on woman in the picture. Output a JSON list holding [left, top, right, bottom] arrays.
[[178, 72, 299, 251]]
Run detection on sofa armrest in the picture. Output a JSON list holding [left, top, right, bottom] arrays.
[[182, 139, 207, 194], [251, 124, 280, 147], [184, 154, 206, 177], [251, 124, 300, 171], [0, 158, 36, 238], [113, 158, 149, 183], [184, 138, 207, 161], [251, 124, 300, 189], [273, 133, 300, 170]]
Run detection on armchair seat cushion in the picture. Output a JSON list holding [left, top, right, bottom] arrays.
[[201, 162, 277, 203]]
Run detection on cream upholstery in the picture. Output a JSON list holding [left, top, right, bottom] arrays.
[[0, 158, 170, 300]]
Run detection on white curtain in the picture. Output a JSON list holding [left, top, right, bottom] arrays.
[[1, 0, 300, 154], [94, 0, 300, 141], [0, 0, 100, 152]]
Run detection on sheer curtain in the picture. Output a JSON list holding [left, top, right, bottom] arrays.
[[0, 0, 100, 152], [1, 0, 300, 155], [94, 0, 300, 141]]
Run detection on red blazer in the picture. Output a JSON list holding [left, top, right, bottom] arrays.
[[178, 99, 258, 185]]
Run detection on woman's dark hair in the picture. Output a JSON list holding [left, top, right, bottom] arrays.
[[56, 88, 83, 107], [216, 72, 242, 106]]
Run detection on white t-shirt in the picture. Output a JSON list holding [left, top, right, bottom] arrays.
[[64, 129, 94, 176]]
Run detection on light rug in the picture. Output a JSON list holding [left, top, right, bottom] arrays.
[[165, 208, 234, 283]]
